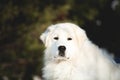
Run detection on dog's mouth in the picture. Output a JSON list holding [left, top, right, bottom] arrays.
[[54, 56, 69, 63], [53, 46, 70, 63]]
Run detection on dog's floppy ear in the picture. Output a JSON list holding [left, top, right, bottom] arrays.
[[73, 24, 88, 47], [40, 25, 54, 47]]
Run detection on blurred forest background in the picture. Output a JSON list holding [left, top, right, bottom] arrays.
[[0, 0, 120, 80]]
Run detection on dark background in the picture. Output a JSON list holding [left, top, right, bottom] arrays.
[[0, 0, 120, 80]]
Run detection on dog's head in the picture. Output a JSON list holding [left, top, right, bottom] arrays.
[[40, 23, 88, 63]]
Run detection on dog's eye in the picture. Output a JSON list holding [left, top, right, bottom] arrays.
[[54, 37, 59, 40], [67, 37, 72, 41]]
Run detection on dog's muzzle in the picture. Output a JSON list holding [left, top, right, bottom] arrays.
[[58, 46, 66, 57]]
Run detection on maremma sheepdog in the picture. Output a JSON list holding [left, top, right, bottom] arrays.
[[40, 23, 120, 80]]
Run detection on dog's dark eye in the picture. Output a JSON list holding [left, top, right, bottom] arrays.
[[67, 37, 72, 40], [54, 37, 59, 40]]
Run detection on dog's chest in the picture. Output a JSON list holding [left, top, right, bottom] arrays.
[[53, 63, 73, 80], [43, 62, 73, 80], [43, 62, 97, 80]]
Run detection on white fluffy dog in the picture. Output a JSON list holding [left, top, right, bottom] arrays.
[[40, 23, 120, 80]]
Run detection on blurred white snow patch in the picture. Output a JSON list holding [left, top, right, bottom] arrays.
[[111, 0, 119, 10], [96, 19, 102, 26], [3, 76, 9, 80], [33, 75, 42, 80]]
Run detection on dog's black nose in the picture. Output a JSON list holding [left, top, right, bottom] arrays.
[[58, 46, 66, 56], [58, 46, 66, 52]]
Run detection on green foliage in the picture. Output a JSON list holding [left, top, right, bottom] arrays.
[[0, 0, 120, 79]]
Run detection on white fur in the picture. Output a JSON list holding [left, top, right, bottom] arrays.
[[40, 23, 120, 80]]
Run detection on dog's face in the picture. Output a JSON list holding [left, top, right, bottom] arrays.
[[40, 23, 88, 63]]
